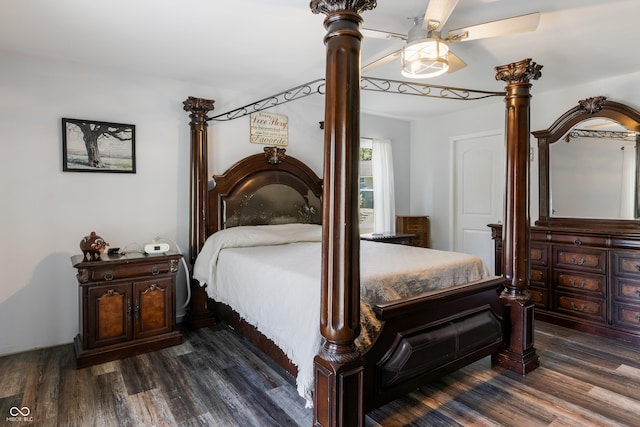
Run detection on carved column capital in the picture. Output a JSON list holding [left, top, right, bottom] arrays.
[[310, 0, 376, 16], [495, 58, 543, 85], [183, 97, 215, 122]]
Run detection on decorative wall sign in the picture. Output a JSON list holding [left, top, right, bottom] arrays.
[[62, 118, 136, 173], [250, 112, 288, 146]]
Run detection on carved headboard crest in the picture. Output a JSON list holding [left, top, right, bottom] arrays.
[[578, 96, 607, 114], [264, 146, 287, 165]]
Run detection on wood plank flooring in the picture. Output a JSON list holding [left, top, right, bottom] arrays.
[[1, 321, 639, 426]]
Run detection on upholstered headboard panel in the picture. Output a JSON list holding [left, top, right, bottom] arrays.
[[207, 149, 323, 235]]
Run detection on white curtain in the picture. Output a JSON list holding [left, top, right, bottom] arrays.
[[372, 138, 396, 233]]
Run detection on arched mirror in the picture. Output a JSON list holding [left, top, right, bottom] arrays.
[[533, 96, 640, 230]]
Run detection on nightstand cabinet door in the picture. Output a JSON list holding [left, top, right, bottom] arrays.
[[133, 278, 173, 339], [87, 283, 132, 348]]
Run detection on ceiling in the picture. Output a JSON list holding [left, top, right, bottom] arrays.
[[2, 0, 639, 120]]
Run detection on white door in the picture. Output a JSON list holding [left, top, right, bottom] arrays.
[[452, 131, 505, 273]]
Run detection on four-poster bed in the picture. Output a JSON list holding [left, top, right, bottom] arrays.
[[182, 2, 542, 425]]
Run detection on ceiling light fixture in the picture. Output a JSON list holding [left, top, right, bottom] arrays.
[[401, 38, 449, 78]]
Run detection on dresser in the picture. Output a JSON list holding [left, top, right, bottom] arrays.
[[396, 216, 430, 248], [72, 252, 183, 368], [490, 224, 640, 344]]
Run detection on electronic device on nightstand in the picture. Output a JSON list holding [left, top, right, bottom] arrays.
[[144, 242, 170, 254]]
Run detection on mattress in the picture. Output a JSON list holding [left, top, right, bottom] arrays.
[[193, 223, 491, 406]]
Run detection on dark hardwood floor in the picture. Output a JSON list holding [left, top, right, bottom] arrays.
[[1, 321, 639, 426]]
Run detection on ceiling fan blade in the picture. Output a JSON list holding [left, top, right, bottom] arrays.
[[447, 51, 467, 73], [423, 0, 459, 30], [447, 12, 540, 42], [361, 49, 401, 73], [361, 28, 407, 41]]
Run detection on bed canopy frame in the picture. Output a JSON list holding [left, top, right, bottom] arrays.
[[182, 2, 542, 425]]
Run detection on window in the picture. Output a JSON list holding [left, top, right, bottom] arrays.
[[359, 139, 374, 233]]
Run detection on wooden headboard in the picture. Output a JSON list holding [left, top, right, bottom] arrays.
[[207, 148, 323, 235]]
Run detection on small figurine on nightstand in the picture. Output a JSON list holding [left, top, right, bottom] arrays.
[[80, 231, 109, 260]]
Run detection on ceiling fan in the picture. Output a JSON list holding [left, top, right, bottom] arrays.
[[361, 0, 540, 78]]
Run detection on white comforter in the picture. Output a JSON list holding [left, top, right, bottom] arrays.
[[193, 224, 490, 406]]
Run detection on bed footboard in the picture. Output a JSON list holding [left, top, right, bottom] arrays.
[[362, 277, 507, 411]]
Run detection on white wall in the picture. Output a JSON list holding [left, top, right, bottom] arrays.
[[410, 70, 640, 250], [0, 51, 410, 356]]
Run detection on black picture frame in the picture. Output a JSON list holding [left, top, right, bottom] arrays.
[[62, 118, 136, 173]]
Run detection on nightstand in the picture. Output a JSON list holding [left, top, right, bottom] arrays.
[[396, 216, 430, 248], [360, 232, 416, 245], [72, 252, 183, 368]]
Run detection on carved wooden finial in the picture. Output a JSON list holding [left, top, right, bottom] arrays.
[[495, 58, 543, 84], [578, 96, 607, 114], [264, 146, 286, 165]]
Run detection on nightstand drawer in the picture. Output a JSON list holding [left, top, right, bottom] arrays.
[[74, 255, 180, 284]]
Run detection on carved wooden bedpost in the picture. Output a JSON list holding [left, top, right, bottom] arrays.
[[310, 1, 376, 425], [493, 59, 542, 374], [183, 96, 217, 329]]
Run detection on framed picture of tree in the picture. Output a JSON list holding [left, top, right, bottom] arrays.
[[62, 118, 136, 173]]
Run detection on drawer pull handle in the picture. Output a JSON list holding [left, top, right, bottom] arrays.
[[570, 302, 587, 312], [151, 266, 160, 276], [104, 271, 113, 281], [635, 290, 640, 297], [570, 257, 586, 266], [569, 279, 586, 289], [635, 265, 640, 271], [636, 315, 640, 322], [574, 238, 582, 246]]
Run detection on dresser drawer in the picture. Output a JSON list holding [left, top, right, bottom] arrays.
[[530, 267, 548, 288], [613, 277, 640, 304], [554, 292, 606, 323], [612, 251, 640, 278], [530, 244, 548, 266], [548, 233, 609, 248], [554, 270, 605, 297], [528, 288, 548, 309], [614, 303, 640, 330], [553, 246, 606, 274]]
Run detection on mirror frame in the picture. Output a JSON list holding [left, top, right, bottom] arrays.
[[533, 96, 640, 230]]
